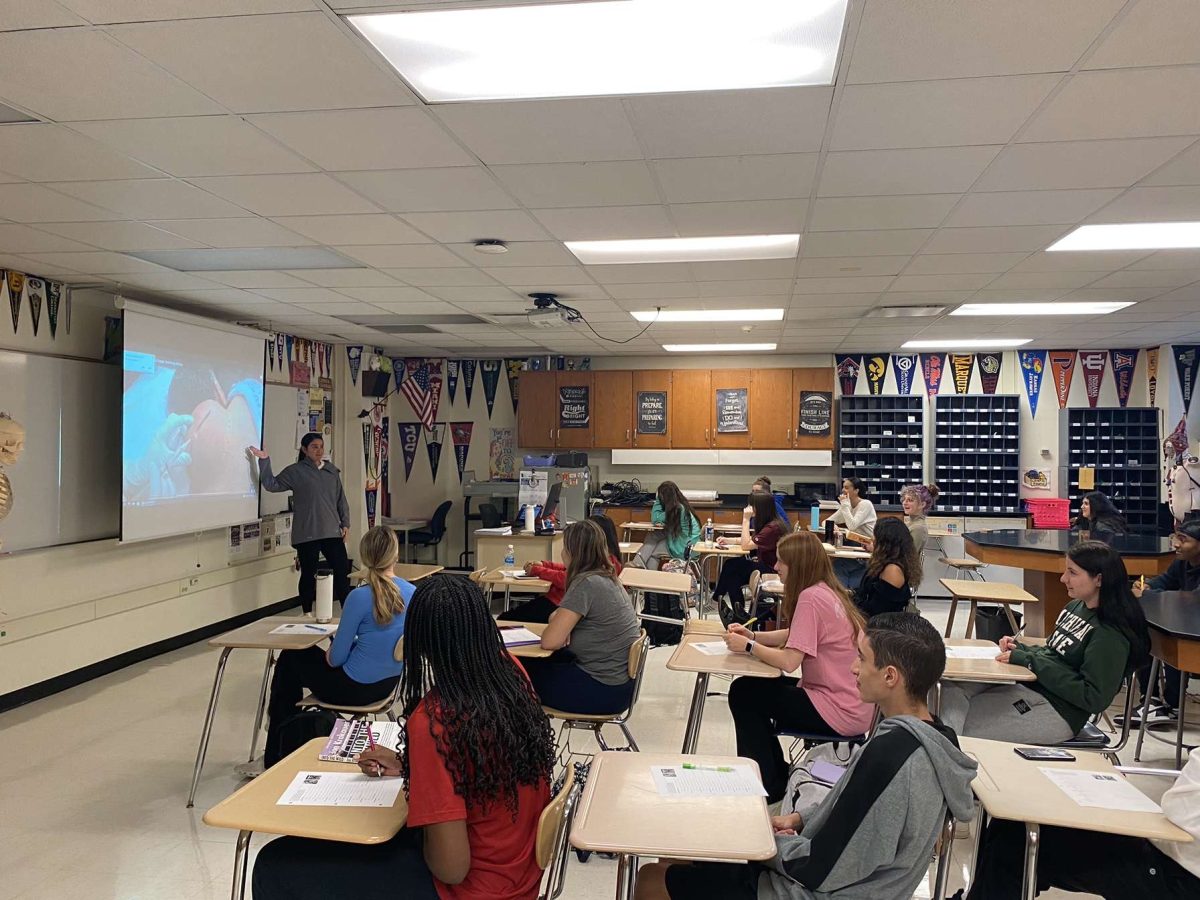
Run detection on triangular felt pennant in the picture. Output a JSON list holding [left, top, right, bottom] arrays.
[[1148, 347, 1160, 407], [834, 354, 862, 396], [398, 422, 421, 481], [462, 358, 477, 407], [864, 354, 888, 396], [424, 422, 445, 481], [1078, 350, 1107, 408], [25, 277, 45, 337], [427, 359, 445, 422], [46, 282, 62, 338], [285, 334, 295, 367], [446, 359, 460, 405], [977, 352, 1002, 395], [949, 353, 975, 394], [892, 354, 918, 395], [267, 332, 276, 369], [346, 345, 364, 386], [380, 416, 390, 519], [505, 358, 526, 414], [7, 270, 25, 333], [390, 357, 406, 393], [920, 354, 944, 400], [480, 359, 502, 418], [1109, 349, 1139, 408], [1018, 350, 1046, 419], [450, 421, 473, 483], [1174, 345, 1200, 415], [1047, 350, 1076, 408], [276, 333, 285, 373]]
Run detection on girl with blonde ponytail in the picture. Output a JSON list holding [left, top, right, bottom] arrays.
[[264, 525, 416, 765]]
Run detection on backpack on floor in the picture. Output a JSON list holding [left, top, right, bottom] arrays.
[[642, 591, 685, 646], [782, 740, 864, 819], [265, 708, 338, 768]]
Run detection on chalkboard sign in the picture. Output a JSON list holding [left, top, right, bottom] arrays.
[[798, 391, 832, 437], [715, 388, 748, 433], [558, 384, 590, 428], [637, 391, 667, 434]]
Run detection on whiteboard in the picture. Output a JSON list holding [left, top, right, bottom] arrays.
[[260, 382, 307, 516], [0, 350, 121, 553]]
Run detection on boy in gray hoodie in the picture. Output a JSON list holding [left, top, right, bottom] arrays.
[[637, 613, 978, 900]]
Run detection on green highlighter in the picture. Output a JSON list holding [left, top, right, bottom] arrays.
[[681, 763, 734, 772]]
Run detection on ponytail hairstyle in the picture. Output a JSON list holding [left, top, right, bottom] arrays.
[[900, 483, 939, 516], [844, 476, 869, 500], [563, 519, 616, 589], [867, 517, 922, 587], [1066, 541, 1150, 669], [359, 526, 403, 625], [297, 431, 322, 464], [776, 531, 864, 636], [657, 481, 699, 543]]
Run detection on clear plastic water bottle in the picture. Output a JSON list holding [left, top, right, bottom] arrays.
[[704, 518, 714, 544], [504, 544, 516, 567]]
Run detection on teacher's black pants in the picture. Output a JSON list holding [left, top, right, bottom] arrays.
[[295, 537, 350, 614]]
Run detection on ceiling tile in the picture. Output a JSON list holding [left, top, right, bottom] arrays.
[[697, 280, 792, 297], [585, 263, 692, 284], [448, 241, 574, 267], [975, 137, 1196, 191], [422, 286, 523, 303], [1087, 269, 1200, 289], [810, 194, 959, 231], [793, 276, 891, 294], [0, 124, 159, 182], [201, 269, 315, 288], [147, 216, 313, 248], [484, 266, 594, 286], [794, 256, 911, 278], [1138, 139, 1200, 186], [922, 225, 1068, 253], [0, 183, 119, 222], [115, 270, 226, 290], [800, 229, 935, 257], [1085, 185, 1200, 223], [60, 1, 316, 24], [0, 1, 86, 29], [654, 154, 818, 204], [983, 271, 1108, 290], [904, 252, 1030, 275], [670, 200, 807, 236], [336, 168, 517, 212], [254, 287, 355, 303], [1086, 0, 1200, 69], [34, 220, 203, 251], [189, 174, 380, 216], [24, 250, 172, 273], [688, 259, 798, 281], [285, 268, 399, 287], [0, 224, 98, 253], [1127, 250, 1200, 270], [491, 161, 658, 208], [818, 147, 1001, 196], [335, 244, 467, 268], [530, 205, 676, 241], [831, 75, 1059, 150], [111, 12, 414, 113], [73, 116, 315, 177], [333, 287, 442, 303], [945, 189, 1120, 227], [48, 178, 251, 219], [890, 273, 995, 291], [383, 267, 499, 287], [1008, 250, 1151, 272], [401, 210, 549, 243], [270, 214, 427, 245], [627, 88, 833, 157], [604, 283, 702, 300]]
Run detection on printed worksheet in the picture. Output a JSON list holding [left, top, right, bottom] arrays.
[[1039, 768, 1162, 813], [945, 645, 1001, 659], [500, 626, 542, 647], [650, 764, 767, 797], [277, 771, 404, 807], [690, 641, 732, 656], [270, 623, 337, 636]]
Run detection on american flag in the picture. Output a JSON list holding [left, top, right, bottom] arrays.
[[401, 358, 434, 429]]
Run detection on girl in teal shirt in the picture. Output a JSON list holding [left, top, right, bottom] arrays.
[[635, 481, 701, 567]]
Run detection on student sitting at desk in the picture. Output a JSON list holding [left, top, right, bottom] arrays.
[[254, 576, 555, 900], [829, 477, 877, 538], [752, 475, 789, 523], [963, 745, 1200, 899], [1071, 490, 1129, 537], [638, 612, 977, 900], [264, 526, 414, 766], [898, 482, 939, 554], [940, 541, 1150, 743], [723, 531, 874, 803], [634, 481, 701, 569], [521, 519, 641, 715], [714, 492, 790, 612], [853, 518, 921, 618], [504, 515, 624, 625]]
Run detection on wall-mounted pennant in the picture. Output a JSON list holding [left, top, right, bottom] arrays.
[[505, 358, 526, 413], [346, 345, 363, 386], [284, 334, 295, 369], [1175, 345, 1200, 415], [920, 354, 944, 400], [1048, 350, 1076, 408], [1148, 347, 1160, 407], [450, 421, 473, 483], [462, 358, 477, 407], [892, 354, 918, 395], [25, 277, 45, 336], [424, 422, 445, 481], [275, 333, 284, 372], [480, 359, 502, 418], [1109, 349, 1139, 408], [834, 354, 861, 396], [6, 270, 25, 333], [977, 352, 1002, 395], [949, 353, 975, 394], [398, 422, 420, 481], [1018, 350, 1046, 418], [446, 359, 460, 404], [864, 354, 888, 396], [380, 415, 391, 519], [267, 332, 277, 369], [1078, 350, 1107, 408], [427, 358, 445, 422], [390, 356, 406, 393], [46, 282, 62, 338]]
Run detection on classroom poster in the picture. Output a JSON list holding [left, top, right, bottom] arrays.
[[637, 391, 667, 434], [480, 360, 501, 417], [1078, 351, 1107, 408], [892, 354, 917, 395], [558, 385, 590, 428], [978, 352, 1002, 395], [798, 391, 832, 437], [920, 354, 944, 400], [864, 354, 888, 395], [489, 427, 515, 480], [715, 388, 749, 432], [1174, 345, 1200, 415], [1018, 350, 1046, 418], [949, 354, 974, 395], [398, 422, 420, 481], [450, 422, 473, 483], [1048, 351, 1076, 408], [1147, 347, 1160, 407], [1110, 349, 1139, 408], [834, 354, 861, 395]]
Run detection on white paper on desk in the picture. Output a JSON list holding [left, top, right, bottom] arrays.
[[650, 765, 767, 797], [1038, 768, 1162, 813], [476, 526, 513, 535], [691, 640, 732, 656], [278, 771, 404, 807], [269, 623, 336, 636], [945, 645, 1000, 659], [501, 626, 542, 647], [499, 568, 527, 577]]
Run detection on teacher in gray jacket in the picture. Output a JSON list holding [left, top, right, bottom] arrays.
[[249, 432, 351, 615]]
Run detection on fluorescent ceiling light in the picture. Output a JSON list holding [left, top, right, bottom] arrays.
[[631, 308, 784, 323], [663, 342, 777, 352], [902, 339, 1031, 349], [1048, 222, 1200, 251], [951, 302, 1134, 317], [568, 234, 799, 265], [348, 1, 848, 103], [128, 248, 363, 271]]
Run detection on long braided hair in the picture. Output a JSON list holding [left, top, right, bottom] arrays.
[[399, 575, 555, 815]]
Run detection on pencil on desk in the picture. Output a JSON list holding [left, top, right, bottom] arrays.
[[365, 723, 376, 751]]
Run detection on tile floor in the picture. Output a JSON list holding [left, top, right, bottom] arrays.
[[0, 596, 1195, 900]]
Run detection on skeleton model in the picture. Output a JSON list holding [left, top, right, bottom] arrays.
[[1169, 453, 1200, 522]]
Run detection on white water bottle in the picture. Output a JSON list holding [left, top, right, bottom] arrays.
[[314, 569, 334, 623], [704, 518, 714, 543], [524, 505, 536, 532], [504, 544, 516, 568]]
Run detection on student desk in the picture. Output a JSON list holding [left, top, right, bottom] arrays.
[[667, 632, 780, 753], [940, 578, 1037, 639], [618, 541, 642, 560], [188, 616, 339, 808], [934, 639, 1036, 716], [203, 738, 409, 900], [380, 516, 428, 563], [475, 530, 563, 570], [496, 619, 553, 658], [821, 542, 871, 560], [619, 566, 692, 627], [691, 540, 750, 611], [959, 736, 1191, 900], [570, 750, 777, 900], [479, 565, 551, 612], [685, 618, 728, 636], [619, 520, 660, 542], [1134, 590, 1200, 768]]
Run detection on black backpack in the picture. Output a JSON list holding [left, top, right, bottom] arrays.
[[265, 708, 338, 768], [642, 592, 684, 646]]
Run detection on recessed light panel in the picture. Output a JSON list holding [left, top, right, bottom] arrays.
[[348, 0, 849, 102], [951, 302, 1134, 317], [663, 342, 777, 352], [902, 339, 1031, 349], [568, 234, 800, 265], [631, 308, 785, 322], [1048, 222, 1200, 251]]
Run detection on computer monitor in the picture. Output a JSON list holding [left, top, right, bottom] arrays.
[[541, 481, 563, 520]]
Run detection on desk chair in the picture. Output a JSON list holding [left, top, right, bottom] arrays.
[[941, 556, 986, 582], [479, 502, 504, 529], [407, 500, 452, 566], [297, 636, 404, 724], [536, 766, 581, 900], [1048, 676, 1136, 763], [543, 631, 650, 754]]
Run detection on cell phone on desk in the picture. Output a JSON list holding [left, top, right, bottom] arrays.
[[1014, 747, 1075, 761]]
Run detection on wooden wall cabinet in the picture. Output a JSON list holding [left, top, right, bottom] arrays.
[[516, 371, 557, 449], [750, 368, 794, 449], [591, 370, 632, 448], [669, 369, 711, 448]]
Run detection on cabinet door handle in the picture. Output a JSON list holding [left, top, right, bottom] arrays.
[[626, 428, 631, 442]]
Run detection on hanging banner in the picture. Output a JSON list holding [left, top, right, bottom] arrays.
[[864, 354, 888, 396], [46, 282, 62, 339], [347, 345, 363, 386], [1148, 347, 1161, 407], [950, 353, 975, 395], [389, 356, 405, 393], [920, 354, 944, 400], [362, 421, 377, 528], [446, 359, 460, 405], [1018, 350, 1047, 418], [6, 270, 24, 333], [25, 277, 45, 337], [450, 421, 473, 483], [834, 354, 861, 396], [462, 358, 477, 408], [976, 352, 1002, 395], [275, 333, 285, 373], [489, 427, 515, 480], [505, 358, 525, 413], [1078, 350, 1107, 408], [380, 415, 391, 519], [401, 358, 433, 428], [424, 422, 445, 481], [267, 333, 276, 370], [399, 422, 420, 481], [1048, 351, 1076, 408], [1174, 345, 1200, 415], [285, 334, 294, 369], [426, 358, 445, 423], [892, 354, 918, 395], [480, 359, 502, 418], [1110, 349, 1139, 408]]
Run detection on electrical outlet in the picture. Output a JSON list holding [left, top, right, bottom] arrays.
[[189, 576, 201, 587], [180, 581, 189, 594]]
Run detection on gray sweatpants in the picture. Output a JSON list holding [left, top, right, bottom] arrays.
[[940, 681, 1076, 743]]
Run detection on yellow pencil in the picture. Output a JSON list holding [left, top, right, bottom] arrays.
[[742, 617, 758, 629], [1137, 575, 1146, 591]]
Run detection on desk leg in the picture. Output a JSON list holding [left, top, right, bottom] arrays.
[[504, 585, 512, 613], [460, 497, 472, 568], [1021, 823, 1040, 900], [965, 601, 978, 639], [1002, 603, 1020, 635], [231, 829, 252, 900], [945, 599, 959, 638], [616, 853, 639, 900], [246, 651, 274, 763], [1176, 671, 1191, 769], [1134, 658, 1161, 762], [964, 802, 984, 893], [681, 673, 711, 754], [188, 647, 232, 808]]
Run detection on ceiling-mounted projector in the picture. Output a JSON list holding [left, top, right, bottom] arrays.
[[526, 293, 582, 328]]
